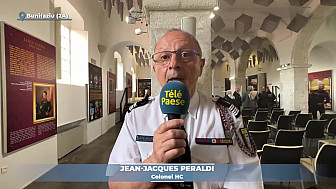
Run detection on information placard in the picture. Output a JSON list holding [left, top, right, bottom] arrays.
[[1, 22, 57, 153]]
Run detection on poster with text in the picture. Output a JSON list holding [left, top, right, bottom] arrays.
[[108, 72, 116, 114], [308, 70, 332, 110], [126, 72, 132, 98], [1, 23, 57, 153], [89, 63, 102, 121]]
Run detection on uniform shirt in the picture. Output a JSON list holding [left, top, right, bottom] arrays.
[[108, 91, 263, 189]]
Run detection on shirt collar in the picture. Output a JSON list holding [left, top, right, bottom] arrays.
[[159, 91, 200, 120], [187, 91, 199, 119]]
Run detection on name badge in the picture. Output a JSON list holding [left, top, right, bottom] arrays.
[[195, 138, 233, 145], [136, 135, 153, 142]]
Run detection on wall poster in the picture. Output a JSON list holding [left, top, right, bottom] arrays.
[[247, 75, 258, 90], [1, 22, 57, 153], [126, 72, 132, 98], [308, 70, 332, 110], [108, 71, 116, 114], [88, 63, 102, 121], [137, 79, 151, 97]]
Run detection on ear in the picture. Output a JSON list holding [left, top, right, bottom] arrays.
[[198, 59, 205, 76]]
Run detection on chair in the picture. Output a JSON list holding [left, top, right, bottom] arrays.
[[326, 118, 336, 138], [319, 113, 336, 123], [268, 110, 284, 124], [249, 130, 270, 151], [272, 107, 284, 112], [254, 111, 268, 121], [242, 115, 252, 128], [257, 108, 268, 112], [288, 110, 301, 119], [274, 129, 305, 146], [260, 144, 304, 164], [300, 143, 336, 185], [268, 115, 294, 130], [242, 108, 254, 117], [305, 120, 329, 157], [248, 121, 268, 131], [294, 113, 313, 130]]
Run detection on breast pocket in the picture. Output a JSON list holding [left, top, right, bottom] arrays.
[[191, 144, 230, 164]]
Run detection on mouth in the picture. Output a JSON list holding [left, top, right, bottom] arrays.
[[167, 78, 183, 83]]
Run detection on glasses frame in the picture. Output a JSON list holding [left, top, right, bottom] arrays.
[[151, 49, 201, 66]]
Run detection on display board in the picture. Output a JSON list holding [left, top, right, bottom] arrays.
[[108, 72, 116, 114], [88, 63, 102, 121], [1, 22, 57, 153], [308, 70, 332, 110], [137, 79, 151, 97], [126, 72, 132, 98]]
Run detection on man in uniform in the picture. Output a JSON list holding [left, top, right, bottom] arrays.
[[108, 29, 262, 188], [309, 81, 331, 119]]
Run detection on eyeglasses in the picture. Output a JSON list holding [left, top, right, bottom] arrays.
[[151, 49, 201, 66]]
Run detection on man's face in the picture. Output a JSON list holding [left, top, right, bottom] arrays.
[[42, 92, 47, 100], [153, 31, 205, 97], [319, 84, 325, 90]]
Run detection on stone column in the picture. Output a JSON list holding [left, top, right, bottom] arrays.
[[143, 0, 218, 97], [279, 64, 310, 113], [231, 78, 246, 93]]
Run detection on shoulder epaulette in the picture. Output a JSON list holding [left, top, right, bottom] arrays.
[[127, 97, 152, 113], [215, 96, 241, 118]]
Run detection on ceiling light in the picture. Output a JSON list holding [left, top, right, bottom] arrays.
[[214, 6, 219, 11], [135, 28, 147, 35], [210, 12, 215, 19]]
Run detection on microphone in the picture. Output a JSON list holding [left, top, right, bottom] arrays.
[[159, 81, 193, 189], [159, 81, 190, 121], [159, 81, 190, 163]]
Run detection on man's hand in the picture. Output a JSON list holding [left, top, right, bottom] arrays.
[[145, 119, 186, 163]]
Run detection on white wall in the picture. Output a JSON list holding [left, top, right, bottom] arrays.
[[308, 9, 336, 112], [212, 62, 230, 96], [0, 1, 57, 189], [246, 51, 280, 88]]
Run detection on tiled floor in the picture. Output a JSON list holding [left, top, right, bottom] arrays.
[[25, 122, 122, 189]]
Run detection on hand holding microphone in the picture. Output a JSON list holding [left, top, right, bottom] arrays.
[[146, 81, 190, 164]]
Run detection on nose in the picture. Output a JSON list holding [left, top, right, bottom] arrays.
[[168, 53, 181, 70]]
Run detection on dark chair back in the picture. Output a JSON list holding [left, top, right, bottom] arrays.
[[257, 108, 268, 112], [315, 144, 336, 177], [270, 110, 285, 124], [249, 130, 270, 151], [242, 108, 254, 117], [272, 107, 284, 112], [242, 115, 252, 128], [327, 118, 336, 135], [275, 129, 305, 146], [319, 113, 336, 123], [305, 120, 328, 139], [260, 144, 303, 164], [255, 111, 268, 121], [288, 110, 301, 118], [248, 121, 268, 131], [277, 115, 294, 130], [295, 113, 313, 128]]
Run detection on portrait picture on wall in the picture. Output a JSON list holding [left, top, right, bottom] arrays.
[[89, 63, 103, 121], [33, 83, 56, 123], [108, 72, 116, 114], [308, 70, 332, 110], [1, 23, 57, 153]]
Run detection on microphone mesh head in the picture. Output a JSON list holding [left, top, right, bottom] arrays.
[[159, 81, 190, 115]]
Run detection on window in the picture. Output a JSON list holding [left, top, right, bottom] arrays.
[[60, 24, 71, 83]]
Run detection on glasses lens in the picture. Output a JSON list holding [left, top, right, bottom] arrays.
[[153, 49, 198, 65]]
